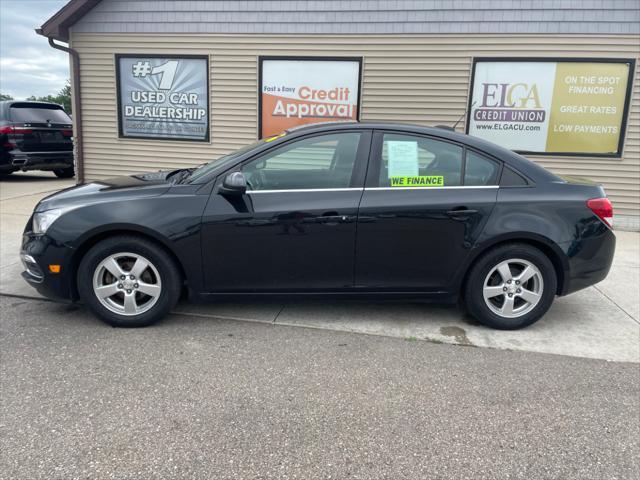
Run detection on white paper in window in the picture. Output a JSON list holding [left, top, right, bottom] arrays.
[[387, 141, 418, 178]]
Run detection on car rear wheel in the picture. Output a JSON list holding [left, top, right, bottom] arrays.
[[77, 236, 181, 327], [53, 167, 75, 178], [463, 243, 557, 329]]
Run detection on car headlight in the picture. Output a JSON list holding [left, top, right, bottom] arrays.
[[32, 208, 73, 234]]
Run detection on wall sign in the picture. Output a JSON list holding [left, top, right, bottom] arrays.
[[258, 57, 362, 138], [116, 54, 209, 141], [466, 58, 635, 157]]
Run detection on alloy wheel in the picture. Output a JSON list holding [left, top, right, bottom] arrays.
[[482, 258, 544, 319], [92, 252, 162, 316]]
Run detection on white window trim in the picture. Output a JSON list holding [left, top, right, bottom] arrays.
[[365, 185, 499, 191], [246, 185, 499, 194], [247, 188, 363, 194]]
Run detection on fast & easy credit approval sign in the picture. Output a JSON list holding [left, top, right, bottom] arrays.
[[259, 57, 362, 138], [467, 58, 634, 157], [116, 55, 209, 141]]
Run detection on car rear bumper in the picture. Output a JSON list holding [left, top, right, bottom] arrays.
[[20, 233, 76, 302], [559, 225, 616, 296], [1, 151, 73, 172]]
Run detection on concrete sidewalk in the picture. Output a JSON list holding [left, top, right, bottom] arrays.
[[1, 172, 638, 363]]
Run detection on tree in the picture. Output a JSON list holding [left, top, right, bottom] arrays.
[[23, 80, 72, 113], [0, 93, 13, 101], [58, 81, 71, 113]]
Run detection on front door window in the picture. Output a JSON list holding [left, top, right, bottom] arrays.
[[241, 132, 362, 191]]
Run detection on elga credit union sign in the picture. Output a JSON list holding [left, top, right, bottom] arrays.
[[116, 55, 209, 141], [259, 57, 362, 138], [467, 58, 635, 157]]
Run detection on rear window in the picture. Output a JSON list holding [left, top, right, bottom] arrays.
[[500, 167, 529, 187], [9, 104, 71, 124], [378, 133, 463, 187]]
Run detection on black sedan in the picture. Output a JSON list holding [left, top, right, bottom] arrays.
[[21, 122, 615, 329]]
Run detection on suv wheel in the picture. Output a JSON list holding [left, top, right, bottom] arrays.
[[77, 236, 181, 327], [53, 167, 75, 178], [464, 243, 557, 329]]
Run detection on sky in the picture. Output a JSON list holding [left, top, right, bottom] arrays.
[[0, 0, 69, 99]]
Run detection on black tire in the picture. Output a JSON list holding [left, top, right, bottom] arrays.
[[0, 171, 14, 178], [77, 235, 182, 327], [53, 167, 75, 178], [463, 243, 557, 330]]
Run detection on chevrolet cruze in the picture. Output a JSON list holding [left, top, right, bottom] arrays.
[[21, 122, 615, 329]]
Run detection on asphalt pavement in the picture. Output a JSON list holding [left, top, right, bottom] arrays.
[[1, 296, 638, 480]]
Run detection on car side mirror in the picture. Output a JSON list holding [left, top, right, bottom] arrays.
[[219, 171, 247, 196]]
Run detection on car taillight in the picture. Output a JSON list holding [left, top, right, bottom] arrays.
[[1, 126, 18, 146], [0, 126, 32, 134], [61, 129, 73, 137], [587, 198, 613, 228]]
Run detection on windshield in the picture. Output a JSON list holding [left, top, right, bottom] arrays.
[[187, 138, 267, 183]]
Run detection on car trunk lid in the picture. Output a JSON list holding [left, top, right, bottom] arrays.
[[557, 174, 601, 187]]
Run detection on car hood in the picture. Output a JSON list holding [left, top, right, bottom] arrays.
[[35, 172, 173, 212]]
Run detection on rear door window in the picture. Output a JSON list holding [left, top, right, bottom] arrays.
[[9, 104, 71, 123], [377, 133, 463, 187]]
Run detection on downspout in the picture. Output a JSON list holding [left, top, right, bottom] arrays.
[[46, 37, 85, 184]]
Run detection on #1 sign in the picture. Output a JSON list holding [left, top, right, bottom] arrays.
[[466, 59, 634, 157], [116, 55, 209, 141]]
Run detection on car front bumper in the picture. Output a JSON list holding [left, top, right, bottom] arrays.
[[21, 233, 77, 302]]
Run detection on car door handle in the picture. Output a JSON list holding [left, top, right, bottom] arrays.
[[319, 213, 355, 224], [446, 208, 478, 216]]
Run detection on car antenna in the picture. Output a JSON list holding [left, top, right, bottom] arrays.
[[452, 101, 476, 131], [435, 101, 476, 132]]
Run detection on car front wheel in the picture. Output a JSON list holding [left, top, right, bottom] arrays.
[[77, 236, 181, 327], [464, 243, 557, 329]]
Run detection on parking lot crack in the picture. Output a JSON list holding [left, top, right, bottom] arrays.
[[272, 304, 286, 323], [593, 285, 639, 325], [0, 188, 64, 201]]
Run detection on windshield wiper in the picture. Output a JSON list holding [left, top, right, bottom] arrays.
[[169, 163, 208, 184], [168, 168, 196, 184]]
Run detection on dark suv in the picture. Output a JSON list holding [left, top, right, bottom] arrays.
[[0, 101, 74, 178]]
